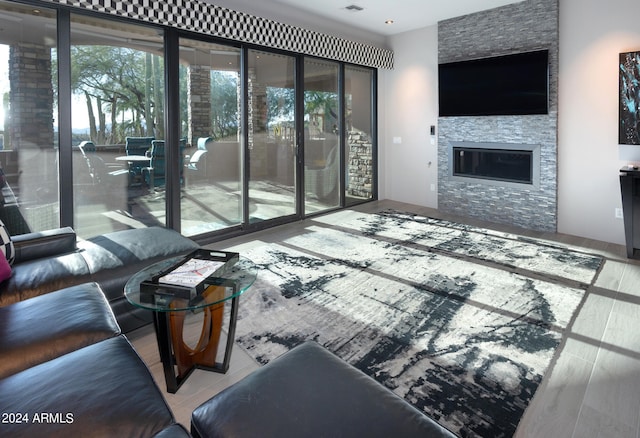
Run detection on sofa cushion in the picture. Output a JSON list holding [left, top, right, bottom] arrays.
[[0, 282, 121, 379], [78, 227, 198, 333], [78, 226, 198, 273], [0, 251, 91, 307], [0, 218, 14, 265], [0, 336, 178, 437], [11, 227, 77, 263], [0, 226, 197, 333], [191, 341, 456, 438]]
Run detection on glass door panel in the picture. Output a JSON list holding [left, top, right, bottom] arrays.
[[0, 2, 59, 236], [345, 66, 375, 206], [178, 38, 242, 237], [247, 50, 296, 223], [70, 15, 164, 237], [303, 58, 340, 214]]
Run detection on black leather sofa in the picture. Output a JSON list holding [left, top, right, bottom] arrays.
[[0, 228, 458, 437], [1, 282, 458, 437], [0, 282, 190, 437], [0, 226, 198, 332]]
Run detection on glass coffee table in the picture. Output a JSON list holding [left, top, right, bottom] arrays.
[[125, 254, 257, 393]]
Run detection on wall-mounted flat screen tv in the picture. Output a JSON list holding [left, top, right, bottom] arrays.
[[438, 50, 549, 117]]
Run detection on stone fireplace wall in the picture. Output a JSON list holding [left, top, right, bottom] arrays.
[[437, 0, 559, 231]]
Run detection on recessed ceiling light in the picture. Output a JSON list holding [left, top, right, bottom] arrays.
[[385, 20, 394, 25], [345, 5, 364, 12]]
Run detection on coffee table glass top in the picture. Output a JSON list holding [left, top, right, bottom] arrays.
[[125, 255, 257, 312]]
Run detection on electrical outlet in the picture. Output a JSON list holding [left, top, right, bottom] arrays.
[[615, 208, 623, 219], [430, 184, 436, 192]]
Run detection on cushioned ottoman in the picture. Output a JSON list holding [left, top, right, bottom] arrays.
[[0, 335, 186, 437], [191, 341, 456, 438], [0, 282, 120, 379]]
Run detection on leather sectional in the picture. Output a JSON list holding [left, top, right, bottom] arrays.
[[0, 226, 198, 332], [0, 226, 460, 437], [0, 282, 190, 437], [2, 282, 457, 438]]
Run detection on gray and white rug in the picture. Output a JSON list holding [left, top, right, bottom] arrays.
[[234, 210, 603, 437]]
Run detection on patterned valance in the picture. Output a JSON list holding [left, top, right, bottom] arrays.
[[42, 0, 394, 69]]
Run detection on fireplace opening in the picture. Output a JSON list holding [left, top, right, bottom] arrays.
[[453, 147, 533, 184]]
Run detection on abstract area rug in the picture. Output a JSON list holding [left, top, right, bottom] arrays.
[[234, 210, 603, 437]]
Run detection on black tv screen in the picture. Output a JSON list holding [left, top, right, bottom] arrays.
[[438, 50, 549, 116]]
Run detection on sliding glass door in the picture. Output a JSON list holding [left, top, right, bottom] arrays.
[[70, 14, 165, 237], [304, 58, 340, 214], [0, 1, 377, 241], [247, 49, 297, 224], [345, 66, 375, 206], [0, 2, 59, 236], [178, 38, 242, 237]]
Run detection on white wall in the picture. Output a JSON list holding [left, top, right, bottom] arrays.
[[380, 0, 640, 245], [379, 26, 439, 208], [557, 0, 640, 245]]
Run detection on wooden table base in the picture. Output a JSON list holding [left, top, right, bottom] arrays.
[[154, 283, 240, 393], [169, 285, 224, 378]]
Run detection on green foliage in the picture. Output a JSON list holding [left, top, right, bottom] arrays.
[[70, 45, 164, 144], [210, 71, 239, 140], [267, 86, 294, 123], [305, 90, 338, 132]]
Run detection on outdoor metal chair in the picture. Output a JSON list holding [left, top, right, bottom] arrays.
[[125, 136, 154, 184], [142, 139, 187, 190]]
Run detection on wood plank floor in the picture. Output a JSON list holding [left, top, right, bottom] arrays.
[[128, 200, 640, 437]]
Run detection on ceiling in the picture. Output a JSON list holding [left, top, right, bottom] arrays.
[[210, 0, 526, 36]]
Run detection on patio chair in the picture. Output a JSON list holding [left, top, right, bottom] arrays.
[[142, 139, 187, 190], [76, 141, 104, 186], [184, 137, 213, 187], [305, 144, 339, 200], [78, 140, 96, 153], [78, 141, 128, 184], [186, 137, 213, 172], [125, 137, 154, 184]]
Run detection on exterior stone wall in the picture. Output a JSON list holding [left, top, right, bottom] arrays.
[[348, 130, 373, 198], [437, 0, 559, 232], [187, 64, 212, 145], [9, 43, 54, 149]]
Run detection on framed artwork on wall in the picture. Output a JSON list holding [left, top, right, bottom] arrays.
[[620, 51, 640, 145]]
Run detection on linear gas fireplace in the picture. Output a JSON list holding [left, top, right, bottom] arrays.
[[454, 148, 532, 183], [449, 141, 540, 188]]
